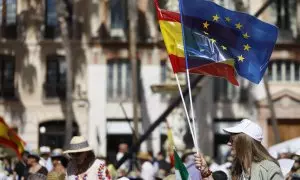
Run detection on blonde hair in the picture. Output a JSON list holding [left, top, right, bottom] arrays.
[[231, 133, 279, 180]]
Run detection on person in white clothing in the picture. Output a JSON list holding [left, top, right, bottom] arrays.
[[39, 146, 53, 172], [137, 152, 155, 180], [0, 160, 8, 180], [64, 136, 111, 180], [116, 143, 130, 175]]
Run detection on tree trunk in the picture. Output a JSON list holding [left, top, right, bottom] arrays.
[[56, 1, 73, 148]]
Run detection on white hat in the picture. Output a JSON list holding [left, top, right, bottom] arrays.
[[223, 119, 263, 142], [63, 136, 93, 154], [51, 148, 64, 157], [40, 146, 51, 154]]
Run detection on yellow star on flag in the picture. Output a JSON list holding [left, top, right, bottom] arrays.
[[203, 21, 210, 29], [243, 44, 251, 51], [212, 14, 220, 22], [235, 22, 243, 29], [221, 45, 227, 50], [225, 17, 231, 22], [210, 38, 216, 43], [243, 32, 250, 39], [237, 55, 245, 62]]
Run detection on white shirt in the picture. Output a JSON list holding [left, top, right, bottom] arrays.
[[66, 159, 110, 180], [116, 152, 129, 171], [39, 157, 53, 172], [0, 172, 7, 180], [140, 161, 155, 180]]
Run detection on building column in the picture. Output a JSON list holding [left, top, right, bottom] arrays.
[[140, 48, 165, 155], [291, 62, 295, 82], [87, 49, 107, 157], [88, 0, 101, 38], [196, 79, 214, 156]]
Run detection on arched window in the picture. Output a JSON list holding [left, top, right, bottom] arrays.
[[268, 60, 300, 82]]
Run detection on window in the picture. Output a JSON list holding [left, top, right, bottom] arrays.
[[107, 59, 140, 101], [45, 0, 59, 38], [0, 55, 15, 99], [44, 55, 66, 99], [110, 0, 127, 39], [268, 60, 300, 82], [0, 0, 17, 39], [275, 0, 295, 30], [44, 0, 74, 39], [271, 0, 297, 36], [107, 59, 131, 101]]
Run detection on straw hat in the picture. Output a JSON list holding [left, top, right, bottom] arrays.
[[181, 149, 195, 162], [63, 136, 93, 154], [137, 152, 151, 160], [163, 174, 175, 180]]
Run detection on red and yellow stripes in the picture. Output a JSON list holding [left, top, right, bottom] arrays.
[[155, 1, 239, 86], [0, 117, 25, 159]]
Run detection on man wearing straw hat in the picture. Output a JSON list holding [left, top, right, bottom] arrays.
[[64, 136, 111, 179], [137, 152, 155, 180]]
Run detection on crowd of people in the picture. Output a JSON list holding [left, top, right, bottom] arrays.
[[0, 119, 300, 179]]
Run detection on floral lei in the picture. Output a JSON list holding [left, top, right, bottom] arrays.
[[75, 163, 110, 180]]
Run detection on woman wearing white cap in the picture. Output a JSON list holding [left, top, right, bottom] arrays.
[[194, 119, 283, 180], [64, 136, 111, 180]]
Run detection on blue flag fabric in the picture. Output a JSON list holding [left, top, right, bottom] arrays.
[[179, 0, 278, 84]]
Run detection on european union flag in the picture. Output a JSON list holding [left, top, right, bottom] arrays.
[[179, 0, 278, 84]]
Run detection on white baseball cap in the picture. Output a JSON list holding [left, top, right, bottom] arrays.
[[40, 146, 51, 154], [223, 119, 263, 142]]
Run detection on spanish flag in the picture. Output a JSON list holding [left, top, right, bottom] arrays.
[[155, 0, 239, 85], [0, 117, 25, 158]]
